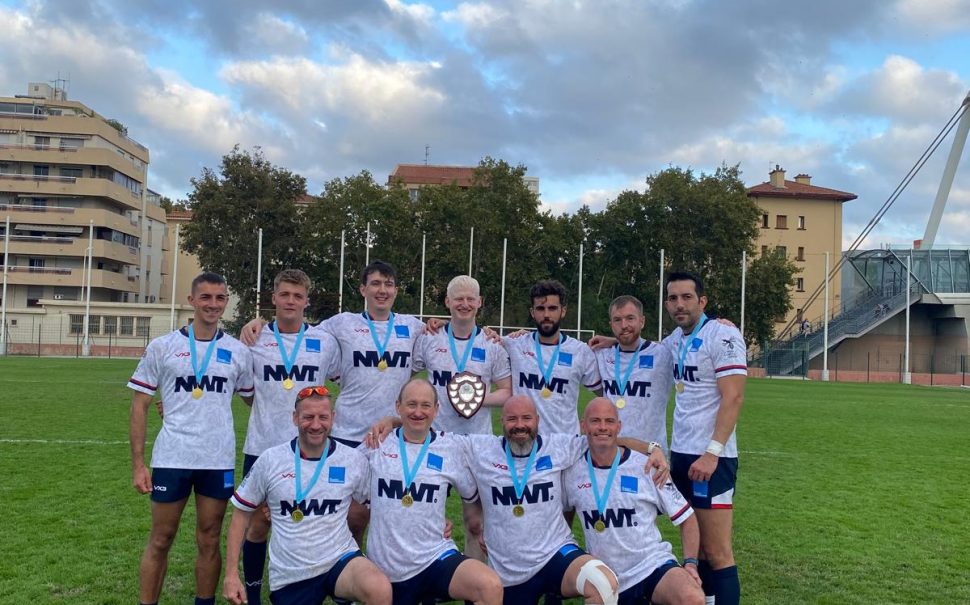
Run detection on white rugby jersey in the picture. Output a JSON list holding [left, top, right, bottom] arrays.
[[317, 312, 426, 441], [128, 328, 254, 469], [661, 319, 747, 457], [594, 341, 673, 448], [365, 429, 478, 582], [563, 448, 693, 592], [412, 328, 511, 435], [231, 439, 369, 591], [244, 322, 342, 457], [456, 433, 586, 586], [505, 333, 601, 435]]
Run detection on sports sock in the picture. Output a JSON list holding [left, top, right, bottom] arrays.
[[243, 539, 268, 605], [194, 598, 215, 605], [697, 559, 715, 597], [710, 565, 740, 605]]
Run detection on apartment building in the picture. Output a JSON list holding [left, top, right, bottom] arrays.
[[388, 163, 540, 202]]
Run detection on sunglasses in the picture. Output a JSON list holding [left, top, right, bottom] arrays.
[[296, 385, 330, 402]]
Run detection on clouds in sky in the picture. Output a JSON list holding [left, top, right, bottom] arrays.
[[1, 0, 968, 246]]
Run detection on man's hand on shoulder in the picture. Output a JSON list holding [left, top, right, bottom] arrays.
[[587, 334, 616, 350], [239, 317, 267, 346]]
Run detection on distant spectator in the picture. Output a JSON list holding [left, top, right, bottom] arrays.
[[800, 319, 810, 335]]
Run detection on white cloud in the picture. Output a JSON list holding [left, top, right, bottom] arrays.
[[384, 0, 436, 23], [894, 0, 970, 33], [241, 14, 310, 55]]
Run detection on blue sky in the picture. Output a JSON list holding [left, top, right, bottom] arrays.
[[1, 0, 969, 247]]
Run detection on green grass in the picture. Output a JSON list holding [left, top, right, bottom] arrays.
[[1, 358, 968, 604]]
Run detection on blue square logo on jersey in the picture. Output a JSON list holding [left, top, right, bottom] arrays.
[[328, 467, 345, 484], [223, 470, 235, 489], [690, 338, 703, 352], [639, 355, 654, 369], [620, 475, 638, 493], [471, 347, 486, 362], [557, 352, 573, 367], [394, 325, 410, 339], [427, 453, 443, 471], [305, 338, 321, 353], [217, 348, 232, 364], [535, 455, 552, 471]]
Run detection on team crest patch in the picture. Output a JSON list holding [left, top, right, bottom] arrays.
[[689, 338, 703, 352], [394, 325, 410, 338], [620, 475, 638, 493], [471, 347, 486, 362], [557, 352, 573, 367], [223, 470, 235, 489], [427, 453, 443, 471], [305, 338, 321, 353], [639, 355, 654, 369], [217, 348, 232, 364], [328, 467, 345, 484], [535, 455, 553, 471]]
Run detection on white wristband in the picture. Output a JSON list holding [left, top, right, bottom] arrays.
[[646, 441, 662, 455], [705, 440, 724, 456]]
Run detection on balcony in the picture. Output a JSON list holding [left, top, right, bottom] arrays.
[[0, 265, 139, 292], [0, 144, 146, 179], [0, 204, 141, 237], [0, 174, 143, 211], [4, 235, 140, 266], [0, 113, 149, 162]]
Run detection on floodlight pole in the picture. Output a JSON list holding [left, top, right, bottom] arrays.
[[338, 229, 345, 313], [0, 215, 9, 355], [576, 242, 584, 339], [364, 221, 371, 312], [740, 251, 746, 339], [169, 223, 180, 330], [657, 249, 664, 341], [82, 219, 93, 357], [499, 238, 507, 335], [468, 227, 474, 276], [903, 251, 912, 384], [255, 228, 263, 317], [822, 251, 830, 381], [419, 233, 426, 320]]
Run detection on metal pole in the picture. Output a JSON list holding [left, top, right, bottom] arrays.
[[922, 92, 970, 248], [419, 233, 426, 320], [740, 251, 746, 339], [822, 251, 830, 381], [82, 219, 93, 356], [338, 229, 345, 313], [255, 228, 263, 317], [657, 249, 664, 341], [499, 238, 508, 335], [468, 227, 474, 276], [169, 223, 179, 331], [576, 242, 584, 339], [903, 251, 912, 384], [365, 221, 371, 267], [0, 215, 9, 355]]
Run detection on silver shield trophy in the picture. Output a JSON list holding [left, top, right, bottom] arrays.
[[447, 371, 486, 419]]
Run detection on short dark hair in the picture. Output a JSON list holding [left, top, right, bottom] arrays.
[[361, 260, 398, 285], [191, 272, 227, 294], [530, 279, 567, 307], [665, 271, 705, 297], [609, 295, 643, 316]]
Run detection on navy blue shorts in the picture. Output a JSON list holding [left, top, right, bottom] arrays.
[[503, 544, 586, 604], [243, 453, 259, 478], [269, 550, 362, 605], [391, 549, 467, 605], [618, 559, 680, 604], [670, 452, 738, 509], [150, 467, 234, 502]]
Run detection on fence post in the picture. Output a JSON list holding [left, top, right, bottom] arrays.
[[834, 351, 838, 382], [108, 331, 112, 359], [36, 322, 41, 357], [930, 354, 934, 386], [867, 352, 870, 383], [899, 354, 903, 384]]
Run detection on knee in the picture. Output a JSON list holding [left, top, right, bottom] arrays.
[[147, 526, 178, 554], [477, 573, 504, 601], [702, 548, 735, 569], [362, 575, 392, 605], [196, 528, 222, 555], [246, 515, 270, 542], [675, 585, 706, 605]]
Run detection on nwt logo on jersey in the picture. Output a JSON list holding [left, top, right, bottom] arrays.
[[353, 350, 411, 369], [174, 375, 228, 394], [431, 370, 454, 387], [519, 373, 567, 394], [491, 481, 554, 506], [673, 365, 699, 382], [280, 499, 340, 517], [377, 478, 441, 503], [603, 380, 652, 397], [263, 364, 320, 383], [581, 508, 637, 530]]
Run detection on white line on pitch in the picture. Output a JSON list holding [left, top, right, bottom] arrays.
[[0, 438, 149, 445]]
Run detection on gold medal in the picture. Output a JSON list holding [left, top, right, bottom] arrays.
[[540, 387, 551, 399], [676, 382, 684, 394], [512, 504, 525, 517], [615, 398, 626, 409], [192, 387, 203, 399], [291, 510, 304, 523], [401, 493, 414, 507], [378, 359, 388, 371], [594, 519, 606, 533], [283, 378, 294, 390]]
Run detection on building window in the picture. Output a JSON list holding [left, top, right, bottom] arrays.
[[136, 317, 151, 337], [776, 215, 788, 229], [69, 314, 84, 335], [798, 215, 806, 230], [761, 213, 769, 228], [88, 315, 102, 335], [796, 278, 805, 292], [796, 246, 805, 261], [33, 136, 50, 149], [776, 246, 787, 258], [761, 245, 768, 255], [104, 316, 117, 335], [60, 167, 82, 179], [59, 137, 83, 150], [120, 316, 134, 336], [33, 165, 49, 177]]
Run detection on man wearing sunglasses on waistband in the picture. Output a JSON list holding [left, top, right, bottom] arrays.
[[224, 386, 391, 605]]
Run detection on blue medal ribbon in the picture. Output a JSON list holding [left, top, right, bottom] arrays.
[[398, 428, 432, 496], [533, 332, 564, 388], [272, 321, 307, 379], [504, 439, 538, 504], [364, 311, 395, 364], [294, 438, 331, 506], [188, 323, 219, 388], [677, 314, 708, 384], [614, 339, 642, 399], [586, 448, 622, 522], [447, 324, 479, 373]]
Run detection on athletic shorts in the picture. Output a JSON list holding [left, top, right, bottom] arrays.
[[391, 549, 467, 605], [670, 452, 738, 509], [618, 559, 680, 604], [503, 544, 586, 604], [150, 467, 234, 502], [269, 550, 362, 605], [243, 453, 260, 478]]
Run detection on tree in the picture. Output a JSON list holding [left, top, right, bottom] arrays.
[[181, 146, 306, 329], [744, 250, 800, 347], [158, 196, 188, 213]]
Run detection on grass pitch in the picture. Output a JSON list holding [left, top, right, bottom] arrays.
[[0, 357, 968, 604]]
